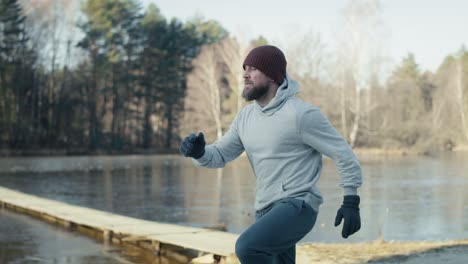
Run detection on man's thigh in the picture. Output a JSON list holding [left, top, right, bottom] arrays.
[[240, 198, 317, 254]]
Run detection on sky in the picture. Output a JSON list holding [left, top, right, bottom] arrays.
[[142, 0, 468, 73]]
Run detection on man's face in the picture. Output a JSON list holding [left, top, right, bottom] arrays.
[[242, 65, 271, 101]]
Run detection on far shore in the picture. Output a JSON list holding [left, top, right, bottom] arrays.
[[0, 145, 467, 158]]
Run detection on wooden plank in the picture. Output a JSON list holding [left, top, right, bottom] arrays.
[[148, 231, 240, 256], [0, 186, 239, 259]]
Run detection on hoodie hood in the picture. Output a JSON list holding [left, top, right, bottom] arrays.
[[255, 74, 300, 115]]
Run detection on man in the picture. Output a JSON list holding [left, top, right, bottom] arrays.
[[180, 45, 362, 264]]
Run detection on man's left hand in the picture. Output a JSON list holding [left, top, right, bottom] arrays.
[[334, 195, 361, 238]]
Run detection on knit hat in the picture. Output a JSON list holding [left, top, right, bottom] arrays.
[[243, 45, 287, 85]]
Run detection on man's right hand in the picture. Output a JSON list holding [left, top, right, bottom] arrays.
[[179, 132, 206, 159]]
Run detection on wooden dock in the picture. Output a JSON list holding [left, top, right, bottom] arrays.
[[0, 186, 239, 264]]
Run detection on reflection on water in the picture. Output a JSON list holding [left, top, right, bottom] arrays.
[[0, 208, 142, 263], [0, 152, 467, 245]]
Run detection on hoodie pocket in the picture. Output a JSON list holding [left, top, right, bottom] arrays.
[[257, 179, 283, 196], [281, 180, 292, 192]]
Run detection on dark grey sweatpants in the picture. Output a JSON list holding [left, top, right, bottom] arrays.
[[235, 198, 318, 264]]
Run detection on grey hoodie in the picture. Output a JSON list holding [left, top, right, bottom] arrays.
[[193, 75, 362, 212]]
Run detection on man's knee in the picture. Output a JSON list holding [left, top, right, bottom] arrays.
[[235, 234, 251, 259], [236, 231, 265, 260]]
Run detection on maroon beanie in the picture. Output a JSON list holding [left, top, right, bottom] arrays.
[[243, 45, 287, 85]]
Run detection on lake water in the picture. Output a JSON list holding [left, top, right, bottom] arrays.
[[0, 207, 144, 263], [0, 152, 467, 251]]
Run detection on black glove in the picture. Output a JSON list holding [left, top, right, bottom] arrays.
[[334, 195, 361, 238], [179, 132, 205, 159]]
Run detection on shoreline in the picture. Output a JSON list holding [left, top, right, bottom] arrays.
[[1, 145, 467, 158], [0, 148, 179, 158]]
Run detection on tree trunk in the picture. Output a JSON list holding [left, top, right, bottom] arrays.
[[456, 59, 468, 141], [340, 79, 348, 141], [111, 65, 122, 150], [48, 43, 57, 148], [165, 104, 173, 149], [143, 93, 153, 148], [237, 75, 243, 114], [88, 47, 99, 151], [209, 74, 223, 140], [87, 82, 98, 151], [0, 69, 8, 144], [365, 84, 372, 132], [349, 84, 362, 147], [111, 91, 121, 149]]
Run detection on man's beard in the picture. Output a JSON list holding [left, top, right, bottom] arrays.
[[242, 82, 269, 101]]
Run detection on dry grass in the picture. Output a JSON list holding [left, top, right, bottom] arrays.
[[353, 147, 413, 155], [453, 144, 468, 152], [296, 239, 468, 264]]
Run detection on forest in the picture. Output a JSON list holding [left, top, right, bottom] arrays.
[[1, 0, 467, 155]]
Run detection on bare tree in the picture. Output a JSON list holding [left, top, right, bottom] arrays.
[[21, 0, 80, 146], [184, 44, 224, 141], [215, 37, 247, 114], [335, 0, 387, 147], [286, 29, 329, 112], [433, 49, 468, 146], [287, 30, 327, 81], [183, 38, 247, 142]]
